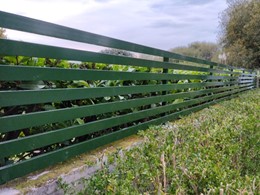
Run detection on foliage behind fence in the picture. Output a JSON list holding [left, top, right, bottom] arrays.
[[0, 11, 256, 184]]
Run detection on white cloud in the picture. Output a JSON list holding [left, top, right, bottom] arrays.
[[1, 0, 95, 22]]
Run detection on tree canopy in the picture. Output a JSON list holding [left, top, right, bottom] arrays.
[[100, 48, 134, 57], [219, 0, 260, 69], [170, 42, 220, 62]]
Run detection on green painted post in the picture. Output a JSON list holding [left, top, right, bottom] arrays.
[[162, 57, 169, 106], [207, 64, 214, 91], [162, 57, 169, 85], [229, 68, 233, 89], [255, 70, 259, 88], [209, 64, 214, 75]]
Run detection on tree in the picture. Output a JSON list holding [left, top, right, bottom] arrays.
[[170, 42, 220, 62], [0, 28, 7, 38], [100, 48, 134, 57], [219, 0, 260, 69]]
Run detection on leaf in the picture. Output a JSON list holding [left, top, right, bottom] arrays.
[[18, 81, 45, 90], [73, 80, 90, 87], [76, 118, 84, 125], [104, 96, 111, 101], [118, 95, 125, 100], [43, 105, 56, 111]]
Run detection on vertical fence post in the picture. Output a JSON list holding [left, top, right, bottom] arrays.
[[257, 70, 258, 88], [256, 75, 259, 88], [230, 68, 233, 77], [239, 70, 245, 87], [162, 57, 169, 92], [207, 64, 214, 91], [162, 57, 169, 107], [209, 64, 214, 76], [229, 68, 233, 89]]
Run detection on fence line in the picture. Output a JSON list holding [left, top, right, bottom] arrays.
[[0, 11, 256, 184]]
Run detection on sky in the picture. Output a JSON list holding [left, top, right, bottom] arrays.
[[1, 0, 227, 52]]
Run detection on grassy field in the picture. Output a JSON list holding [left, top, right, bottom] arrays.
[[63, 89, 260, 194]]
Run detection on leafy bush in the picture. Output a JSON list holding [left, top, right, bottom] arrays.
[[78, 89, 260, 194]]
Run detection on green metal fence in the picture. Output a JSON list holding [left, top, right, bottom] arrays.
[[0, 11, 256, 184]]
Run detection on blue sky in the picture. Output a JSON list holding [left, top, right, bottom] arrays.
[[1, 0, 227, 51]]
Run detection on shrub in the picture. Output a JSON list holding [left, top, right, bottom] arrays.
[[79, 89, 260, 194]]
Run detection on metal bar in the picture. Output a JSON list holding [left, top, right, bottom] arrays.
[[0, 81, 239, 107], [1, 84, 252, 133], [0, 85, 251, 159], [0, 65, 236, 81], [0, 39, 240, 75], [0, 87, 251, 185]]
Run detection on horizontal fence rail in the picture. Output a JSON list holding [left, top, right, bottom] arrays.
[[0, 11, 256, 184]]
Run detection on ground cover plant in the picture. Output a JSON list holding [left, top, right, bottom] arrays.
[[76, 89, 260, 194]]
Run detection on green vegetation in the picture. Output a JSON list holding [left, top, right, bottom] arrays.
[[219, 0, 260, 69], [170, 42, 220, 62], [72, 89, 259, 194], [100, 48, 134, 57]]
